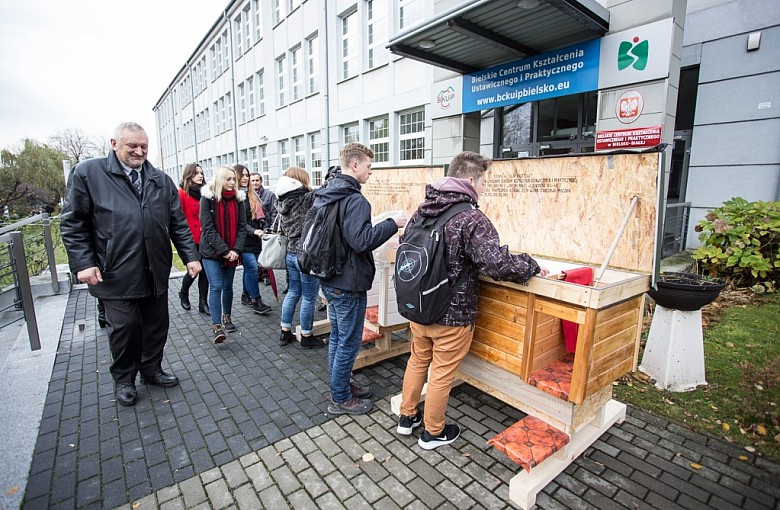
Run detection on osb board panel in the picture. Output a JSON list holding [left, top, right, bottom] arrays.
[[362, 166, 445, 216], [479, 154, 659, 273]]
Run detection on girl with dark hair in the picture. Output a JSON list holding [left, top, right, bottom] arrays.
[[178, 163, 209, 314], [235, 164, 271, 314]]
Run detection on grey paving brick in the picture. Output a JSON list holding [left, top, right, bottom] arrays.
[[272, 464, 303, 495], [324, 470, 358, 500], [156, 484, 181, 504], [205, 478, 234, 510], [258, 484, 288, 509], [245, 460, 274, 493], [690, 471, 746, 506], [314, 491, 347, 510], [233, 483, 262, 510], [179, 475, 208, 507], [221, 459, 249, 489], [330, 452, 362, 479], [436, 478, 477, 509], [159, 496, 187, 510]]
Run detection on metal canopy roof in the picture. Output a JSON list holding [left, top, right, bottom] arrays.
[[388, 0, 610, 74]]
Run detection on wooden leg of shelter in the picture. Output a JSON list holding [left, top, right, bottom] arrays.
[[353, 322, 411, 370]]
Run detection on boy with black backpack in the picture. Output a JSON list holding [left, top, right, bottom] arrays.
[[395, 151, 548, 450], [306, 143, 406, 415]]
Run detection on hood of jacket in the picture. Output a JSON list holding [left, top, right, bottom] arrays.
[[312, 174, 360, 207], [416, 176, 479, 219], [275, 175, 305, 198], [201, 181, 246, 201]]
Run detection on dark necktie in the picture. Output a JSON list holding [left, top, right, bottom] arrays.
[[130, 169, 142, 195]]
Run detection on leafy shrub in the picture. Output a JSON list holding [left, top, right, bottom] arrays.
[[692, 198, 780, 290]]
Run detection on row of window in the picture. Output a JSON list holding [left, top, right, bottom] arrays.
[[276, 34, 319, 107]]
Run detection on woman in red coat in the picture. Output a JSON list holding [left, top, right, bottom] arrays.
[[178, 163, 209, 313]]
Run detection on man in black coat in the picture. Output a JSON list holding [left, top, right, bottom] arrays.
[[61, 122, 201, 406]]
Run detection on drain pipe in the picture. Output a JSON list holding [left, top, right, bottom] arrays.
[[322, 1, 331, 171]]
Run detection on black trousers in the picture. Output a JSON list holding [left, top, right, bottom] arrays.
[[103, 293, 169, 384]]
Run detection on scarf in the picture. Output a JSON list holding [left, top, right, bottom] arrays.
[[188, 183, 202, 201], [215, 189, 239, 268]]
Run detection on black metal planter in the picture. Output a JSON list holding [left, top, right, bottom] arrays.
[[647, 272, 726, 311]]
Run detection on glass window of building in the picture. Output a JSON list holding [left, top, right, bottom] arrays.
[[225, 92, 233, 132], [309, 132, 322, 186], [213, 100, 220, 134], [343, 123, 360, 143], [253, 0, 262, 41], [242, 5, 251, 51], [222, 31, 230, 71], [307, 34, 319, 94], [341, 9, 358, 80], [293, 135, 305, 168], [279, 139, 290, 170], [367, 0, 388, 70], [288, 0, 300, 12], [234, 12, 243, 57], [291, 45, 302, 101], [277, 55, 287, 107], [259, 145, 269, 183], [369, 116, 389, 164], [399, 0, 422, 30], [238, 83, 246, 124], [399, 108, 425, 162], [250, 147, 258, 173], [247, 76, 255, 118], [273, 0, 283, 25], [256, 69, 265, 116]]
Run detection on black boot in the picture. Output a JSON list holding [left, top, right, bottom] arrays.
[[179, 290, 191, 311], [97, 299, 107, 328], [198, 298, 210, 315], [279, 329, 295, 346]]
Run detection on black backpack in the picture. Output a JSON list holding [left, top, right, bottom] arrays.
[[395, 202, 473, 325], [297, 200, 347, 280]]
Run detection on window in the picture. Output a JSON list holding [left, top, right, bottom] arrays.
[[225, 92, 233, 131], [341, 10, 358, 80], [309, 132, 322, 186], [247, 76, 255, 119], [238, 82, 246, 124], [279, 140, 290, 171], [343, 123, 360, 143], [306, 34, 319, 94], [369, 116, 389, 163], [259, 145, 269, 182], [256, 69, 265, 116], [367, 0, 388, 69], [243, 4, 251, 51], [240, 148, 248, 165], [253, 0, 262, 41], [293, 135, 305, 168], [399, 0, 422, 30], [291, 45, 302, 101], [210, 45, 218, 80], [234, 12, 243, 56], [273, 0, 283, 24], [399, 108, 425, 162], [277, 55, 287, 106], [213, 100, 220, 133], [288, 0, 301, 12], [250, 147, 258, 173]]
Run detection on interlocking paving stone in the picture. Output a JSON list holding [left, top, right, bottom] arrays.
[[18, 286, 780, 509]]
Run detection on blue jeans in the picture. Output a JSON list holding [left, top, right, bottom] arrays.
[[281, 252, 320, 334], [321, 285, 367, 403], [242, 251, 261, 300], [202, 258, 236, 325]]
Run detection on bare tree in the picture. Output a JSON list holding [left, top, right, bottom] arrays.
[[48, 128, 102, 164]]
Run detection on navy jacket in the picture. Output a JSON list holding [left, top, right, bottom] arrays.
[[312, 174, 398, 292]]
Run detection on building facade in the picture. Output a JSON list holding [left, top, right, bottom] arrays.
[[155, 0, 779, 251]]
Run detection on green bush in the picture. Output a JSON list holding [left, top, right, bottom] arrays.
[[692, 197, 780, 290]]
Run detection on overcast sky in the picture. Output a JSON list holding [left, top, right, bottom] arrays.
[[0, 1, 220, 163]]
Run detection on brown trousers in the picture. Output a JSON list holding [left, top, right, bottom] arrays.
[[400, 322, 475, 435]]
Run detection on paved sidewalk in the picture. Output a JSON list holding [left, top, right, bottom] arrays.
[[17, 282, 780, 509]]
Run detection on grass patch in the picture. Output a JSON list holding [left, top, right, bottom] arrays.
[[615, 292, 780, 460]]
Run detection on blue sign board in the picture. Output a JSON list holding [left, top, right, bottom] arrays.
[[462, 39, 601, 113]]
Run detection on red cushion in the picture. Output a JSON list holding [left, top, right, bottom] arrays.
[[487, 416, 569, 472]]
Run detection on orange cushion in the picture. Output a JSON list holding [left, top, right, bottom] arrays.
[[365, 305, 379, 324], [361, 328, 383, 343], [487, 416, 569, 472], [529, 353, 575, 401]]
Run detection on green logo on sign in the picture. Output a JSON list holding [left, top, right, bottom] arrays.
[[618, 36, 649, 71]]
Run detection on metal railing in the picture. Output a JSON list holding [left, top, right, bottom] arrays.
[[662, 202, 691, 257], [0, 213, 63, 350]]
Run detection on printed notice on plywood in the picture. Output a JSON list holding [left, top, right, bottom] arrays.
[[481, 154, 659, 273], [362, 166, 445, 216]]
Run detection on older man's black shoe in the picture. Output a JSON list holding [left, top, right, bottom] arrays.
[[142, 370, 179, 388], [115, 383, 137, 406]]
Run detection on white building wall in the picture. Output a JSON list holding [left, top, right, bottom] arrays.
[[682, 0, 780, 248], [154, 0, 434, 190]]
